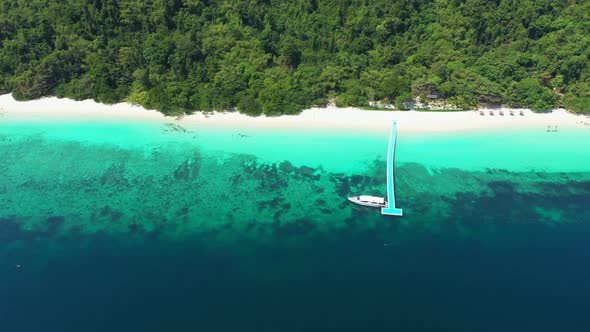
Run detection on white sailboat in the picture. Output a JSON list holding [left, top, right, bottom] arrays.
[[347, 195, 387, 208]]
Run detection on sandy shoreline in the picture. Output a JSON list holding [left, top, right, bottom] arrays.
[[1, 93, 588, 134]]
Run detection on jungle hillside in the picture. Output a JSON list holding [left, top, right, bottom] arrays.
[[0, 0, 589, 115]]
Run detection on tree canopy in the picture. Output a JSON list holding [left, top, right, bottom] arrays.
[[0, 0, 588, 115]]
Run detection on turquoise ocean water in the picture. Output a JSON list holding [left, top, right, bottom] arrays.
[[1, 117, 590, 331]]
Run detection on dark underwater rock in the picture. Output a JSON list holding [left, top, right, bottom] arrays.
[[174, 155, 201, 181], [100, 163, 128, 186]]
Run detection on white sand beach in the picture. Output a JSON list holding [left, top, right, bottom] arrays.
[[1, 93, 588, 134]]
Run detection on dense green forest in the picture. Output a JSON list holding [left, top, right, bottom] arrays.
[[0, 0, 589, 115]]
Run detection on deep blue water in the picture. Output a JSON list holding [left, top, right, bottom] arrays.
[[2, 213, 590, 332]]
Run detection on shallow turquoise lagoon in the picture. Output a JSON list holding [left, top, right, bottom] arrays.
[[3, 119, 589, 173], [1, 118, 590, 331]]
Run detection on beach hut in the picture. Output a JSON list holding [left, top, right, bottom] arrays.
[[427, 93, 446, 100]]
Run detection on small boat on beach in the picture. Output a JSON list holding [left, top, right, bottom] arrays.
[[348, 195, 387, 208]]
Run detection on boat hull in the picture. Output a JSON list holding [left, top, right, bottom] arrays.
[[348, 196, 387, 208]]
